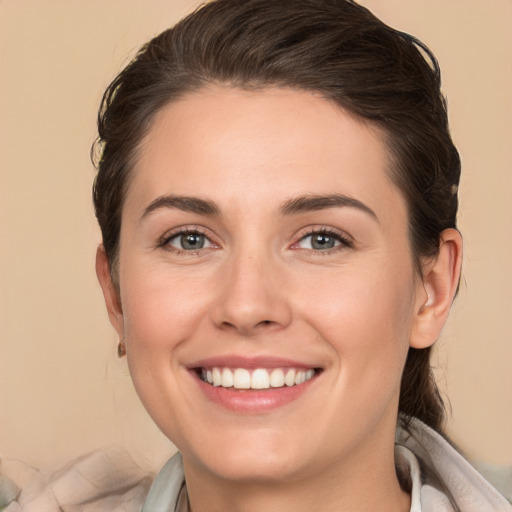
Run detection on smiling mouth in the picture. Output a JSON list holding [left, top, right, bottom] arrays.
[[197, 367, 320, 390]]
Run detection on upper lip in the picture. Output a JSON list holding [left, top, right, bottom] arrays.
[[188, 355, 321, 370]]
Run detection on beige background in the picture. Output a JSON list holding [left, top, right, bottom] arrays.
[[1, 0, 511, 471]]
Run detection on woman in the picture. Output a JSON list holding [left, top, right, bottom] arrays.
[[91, 0, 508, 511]]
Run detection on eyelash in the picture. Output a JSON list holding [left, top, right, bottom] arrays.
[[292, 227, 354, 254], [158, 226, 354, 255], [158, 227, 215, 256]]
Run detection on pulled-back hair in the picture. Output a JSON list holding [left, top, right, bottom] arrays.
[[93, 0, 461, 432]]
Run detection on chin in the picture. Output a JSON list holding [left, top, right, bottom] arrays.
[[200, 453, 306, 484], [182, 427, 314, 483]]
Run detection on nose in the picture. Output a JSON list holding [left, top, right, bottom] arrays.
[[210, 251, 292, 336]]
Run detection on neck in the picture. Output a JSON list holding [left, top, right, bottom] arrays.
[[183, 435, 410, 512]]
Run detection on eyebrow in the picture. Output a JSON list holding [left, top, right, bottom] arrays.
[[141, 195, 221, 219], [280, 194, 378, 221], [140, 193, 377, 221]]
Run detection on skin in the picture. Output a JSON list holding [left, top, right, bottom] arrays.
[[97, 87, 462, 512]]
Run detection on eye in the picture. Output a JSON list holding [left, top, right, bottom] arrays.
[[165, 230, 213, 251], [295, 229, 352, 251]]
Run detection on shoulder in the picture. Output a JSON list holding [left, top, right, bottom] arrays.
[[396, 416, 511, 511], [140, 452, 185, 512]]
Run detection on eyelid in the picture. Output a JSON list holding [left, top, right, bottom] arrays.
[[291, 226, 354, 251], [168, 231, 213, 250], [156, 224, 353, 254], [158, 225, 220, 252]]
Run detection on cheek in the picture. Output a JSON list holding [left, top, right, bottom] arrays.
[[120, 264, 214, 352], [118, 264, 217, 439], [296, 261, 416, 373]]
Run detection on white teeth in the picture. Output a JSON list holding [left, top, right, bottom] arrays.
[[284, 369, 296, 387], [212, 368, 222, 386], [202, 367, 316, 389], [269, 368, 285, 387], [233, 368, 251, 389], [251, 369, 270, 389], [221, 367, 233, 387]]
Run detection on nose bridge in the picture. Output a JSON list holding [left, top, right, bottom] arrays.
[[211, 241, 291, 334]]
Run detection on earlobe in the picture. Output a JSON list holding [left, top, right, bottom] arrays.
[[410, 228, 463, 349], [95, 245, 124, 337]]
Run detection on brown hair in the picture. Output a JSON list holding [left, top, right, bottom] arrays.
[[93, 0, 460, 432]]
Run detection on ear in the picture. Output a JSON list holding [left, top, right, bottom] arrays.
[[95, 245, 124, 338], [410, 228, 462, 349]]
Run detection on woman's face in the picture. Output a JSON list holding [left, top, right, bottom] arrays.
[[107, 87, 428, 482]]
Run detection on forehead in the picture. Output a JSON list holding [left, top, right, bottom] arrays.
[[126, 86, 406, 224]]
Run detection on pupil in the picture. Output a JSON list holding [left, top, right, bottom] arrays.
[[312, 234, 334, 250], [181, 233, 204, 250]]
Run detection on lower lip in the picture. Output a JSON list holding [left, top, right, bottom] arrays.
[[191, 371, 318, 413]]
